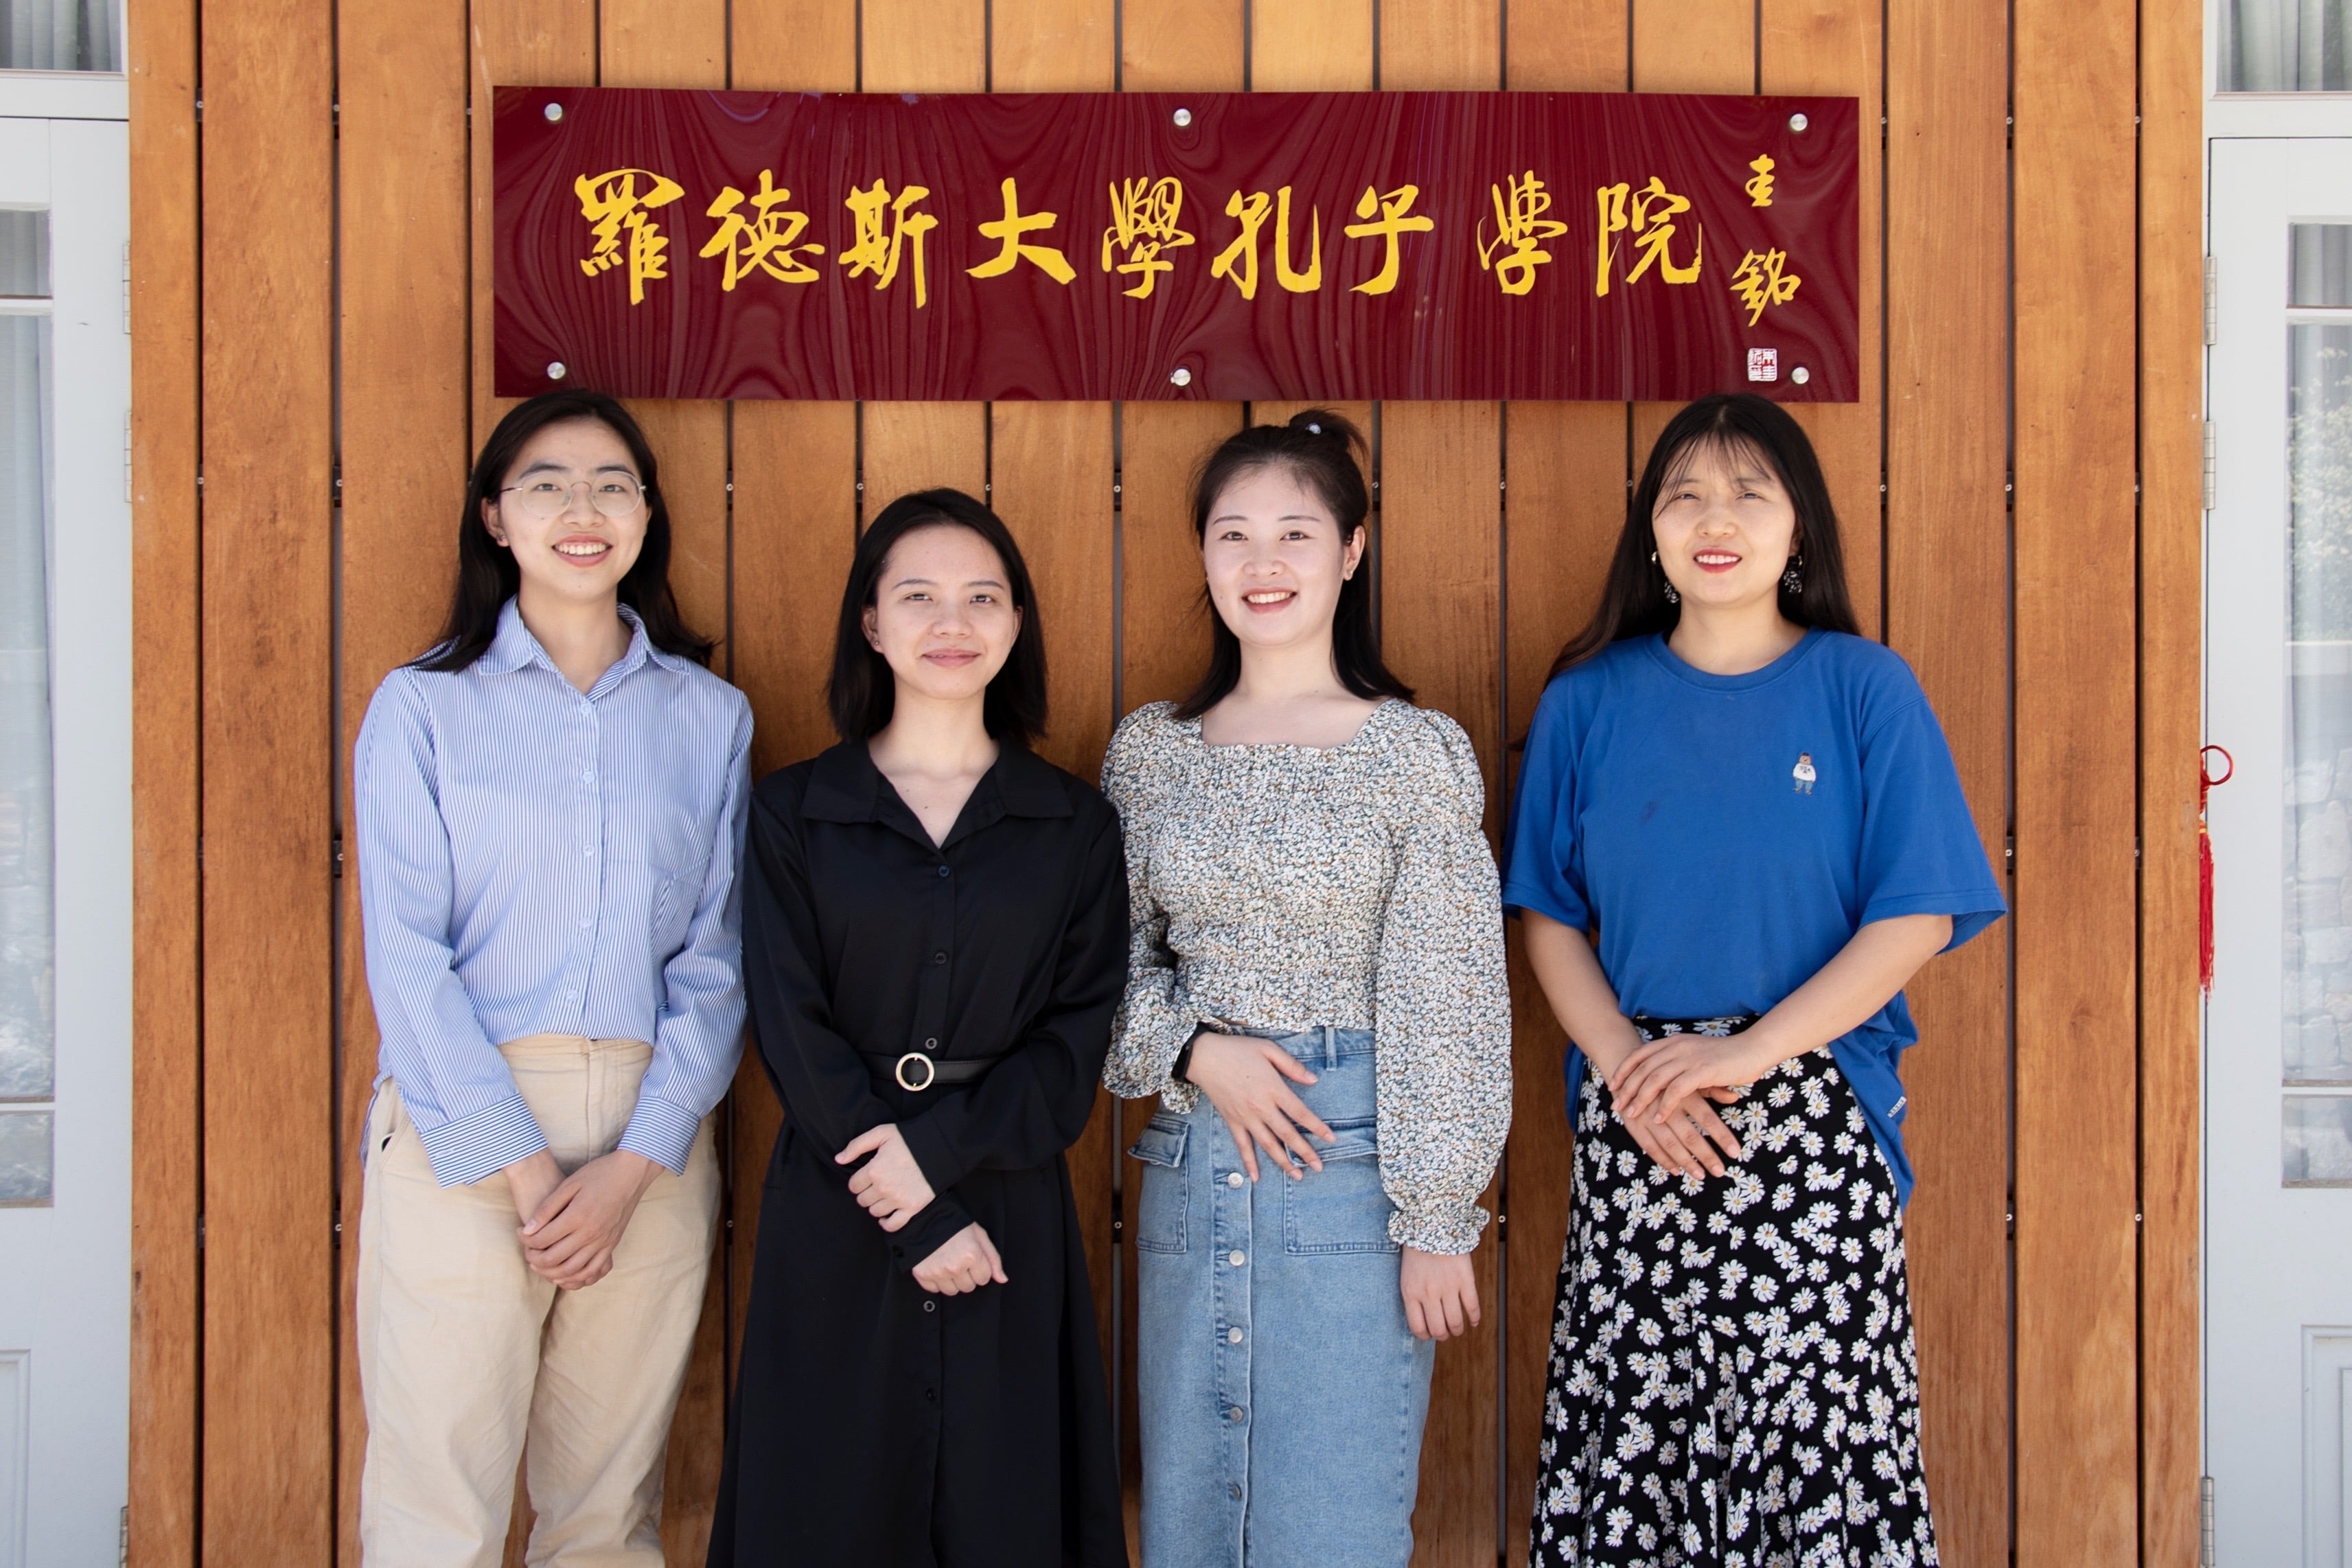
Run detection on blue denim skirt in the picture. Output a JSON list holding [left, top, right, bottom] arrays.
[[1129, 1026, 1436, 1568]]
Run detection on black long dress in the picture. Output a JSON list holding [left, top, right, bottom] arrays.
[[709, 740, 1129, 1568]]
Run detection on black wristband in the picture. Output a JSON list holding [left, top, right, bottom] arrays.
[[1171, 1028, 1203, 1085]]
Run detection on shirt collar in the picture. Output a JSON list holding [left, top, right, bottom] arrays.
[[476, 599, 682, 688], [804, 737, 1073, 831]]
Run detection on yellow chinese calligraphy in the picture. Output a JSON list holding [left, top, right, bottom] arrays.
[[1745, 154, 1776, 208], [1209, 187, 1322, 300], [575, 168, 685, 305], [1477, 172, 1569, 297], [1728, 248, 1801, 325], [1344, 185, 1433, 296], [699, 170, 825, 290], [967, 178, 1076, 285], [1101, 176, 1195, 300], [840, 179, 938, 308], [1593, 176, 1703, 297]]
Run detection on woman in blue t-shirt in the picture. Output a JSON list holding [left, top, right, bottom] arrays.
[[1504, 393, 2005, 1567]]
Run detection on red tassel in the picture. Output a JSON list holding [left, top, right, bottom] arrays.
[[2200, 746, 2234, 993]]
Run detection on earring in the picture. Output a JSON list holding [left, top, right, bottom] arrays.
[[1653, 550, 1679, 605], [1782, 553, 1804, 595]]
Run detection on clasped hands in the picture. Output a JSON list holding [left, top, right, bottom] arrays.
[[837, 1123, 1006, 1297], [1595, 1026, 1784, 1181], [503, 1146, 662, 1291]]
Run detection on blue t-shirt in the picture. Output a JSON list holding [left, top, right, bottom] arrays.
[[1501, 629, 2005, 1203]]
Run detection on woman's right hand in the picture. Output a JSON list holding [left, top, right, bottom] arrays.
[[1587, 1048, 1743, 1181], [503, 1148, 565, 1230], [913, 1222, 1008, 1295], [1184, 1033, 1337, 1182]]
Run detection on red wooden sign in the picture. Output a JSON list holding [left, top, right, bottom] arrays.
[[494, 88, 1858, 403]]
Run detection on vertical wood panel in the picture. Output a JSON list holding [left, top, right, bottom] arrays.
[[595, 6, 737, 1558], [1252, 0, 1374, 89], [994, 0, 1115, 92], [1121, 0, 1243, 89], [726, 0, 861, 1407], [1379, 21, 1506, 1568], [1496, 11, 1630, 1557], [860, 0, 989, 533], [468, 1, 595, 442], [992, 400, 1120, 1383], [1885, 0, 2014, 1562], [2138, 0, 2205, 1559], [1120, 402, 1241, 711], [1629, 0, 1751, 575], [1630, 0, 1753, 92], [468, 9, 599, 1563], [1116, 14, 1246, 1544], [1760, 0, 1882, 638], [198, 0, 338, 1559], [2013, 0, 2141, 1562], [1381, 404, 1504, 1568], [335, 0, 474, 1558], [127, 0, 203, 1559], [983, 13, 1125, 1531]]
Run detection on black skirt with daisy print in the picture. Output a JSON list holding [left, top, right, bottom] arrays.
[[1527, 1025, 1937, 1568]]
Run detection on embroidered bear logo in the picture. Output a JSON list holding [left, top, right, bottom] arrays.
[[1792, 752, 1817, 794]]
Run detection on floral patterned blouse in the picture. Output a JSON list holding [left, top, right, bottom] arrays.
[[1099, 698, 1513, 1254]]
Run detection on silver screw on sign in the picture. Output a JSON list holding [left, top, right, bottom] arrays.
[[545, 102, 564, 122], [1790, 366, 1810, 386], [1788, 112, 1808, 132], [1169, 367, 1193, 387], [547, 361, 568, 380], [1173, 107, 1193, 128]]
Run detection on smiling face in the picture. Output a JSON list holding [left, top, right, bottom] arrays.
[[1201, 462, 1365, 655], [862, 522, 1022, 708], [480, 417, 649, 610], [1650, 437, 1801, 616]]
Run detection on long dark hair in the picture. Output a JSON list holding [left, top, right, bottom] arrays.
[[412, 391, 715, 672], [1547, 393, 1860, 680], [829, 488, 1049, 746], [1172, 408, 1415, 720]]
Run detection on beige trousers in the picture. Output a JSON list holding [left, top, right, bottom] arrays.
[[356, 1035, 720, 1568]]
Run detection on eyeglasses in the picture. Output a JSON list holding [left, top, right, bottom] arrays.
[[500, 473, 649, 519]]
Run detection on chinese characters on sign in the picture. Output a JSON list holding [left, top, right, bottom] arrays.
[[499, 89, 1859, 402], [575, 167, 1805, 316]]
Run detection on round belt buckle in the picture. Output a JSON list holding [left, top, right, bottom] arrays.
[[895, 1052, 936, 1092]]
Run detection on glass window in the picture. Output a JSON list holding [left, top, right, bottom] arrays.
[[0, 0, 118, 71], [2225, 0, 2352, 91], [0, 211, 48, 1207]]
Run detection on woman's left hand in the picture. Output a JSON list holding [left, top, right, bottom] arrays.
[[520, 1149, 663, 1290], [1400, 1247, 1482, 1342], [1609, 1030, 1779, 1128], [838, 1122, 937, 1231]]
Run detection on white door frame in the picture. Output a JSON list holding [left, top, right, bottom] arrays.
[[0, 72, 130, 1568], [2204, 135, 2352, 1568]]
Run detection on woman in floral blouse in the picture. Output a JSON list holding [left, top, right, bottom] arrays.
[[1102, 408, 1512, 1568]]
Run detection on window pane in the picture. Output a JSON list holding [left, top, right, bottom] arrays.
[[0, 1109, 49, 1205], [2294, 225, 2352, 309], [0, 212, 47, 299], [0, 314, 48, 1105], [0, 0, 118, 71], [2226, 0, 2352, 90]]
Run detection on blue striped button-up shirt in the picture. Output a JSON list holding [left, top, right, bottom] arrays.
[[356, 599, 753, 1186]]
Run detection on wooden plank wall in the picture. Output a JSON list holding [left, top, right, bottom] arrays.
[[122, 0, 2206, 1563]]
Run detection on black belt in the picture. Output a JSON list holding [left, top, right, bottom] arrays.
[[861, 1050, 1007, 1092]]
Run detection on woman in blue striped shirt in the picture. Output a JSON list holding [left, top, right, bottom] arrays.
[[353, 391, 751, 1567]]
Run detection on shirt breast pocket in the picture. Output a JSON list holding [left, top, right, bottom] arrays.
[[1282, 1119, 1397, 1254]]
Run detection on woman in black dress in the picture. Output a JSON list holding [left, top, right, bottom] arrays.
[[710, 489, 1129, 1567]]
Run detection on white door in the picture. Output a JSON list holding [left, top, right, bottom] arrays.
[[2207, 137, 2352, 1567], [0, 66, 129, 1568]]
